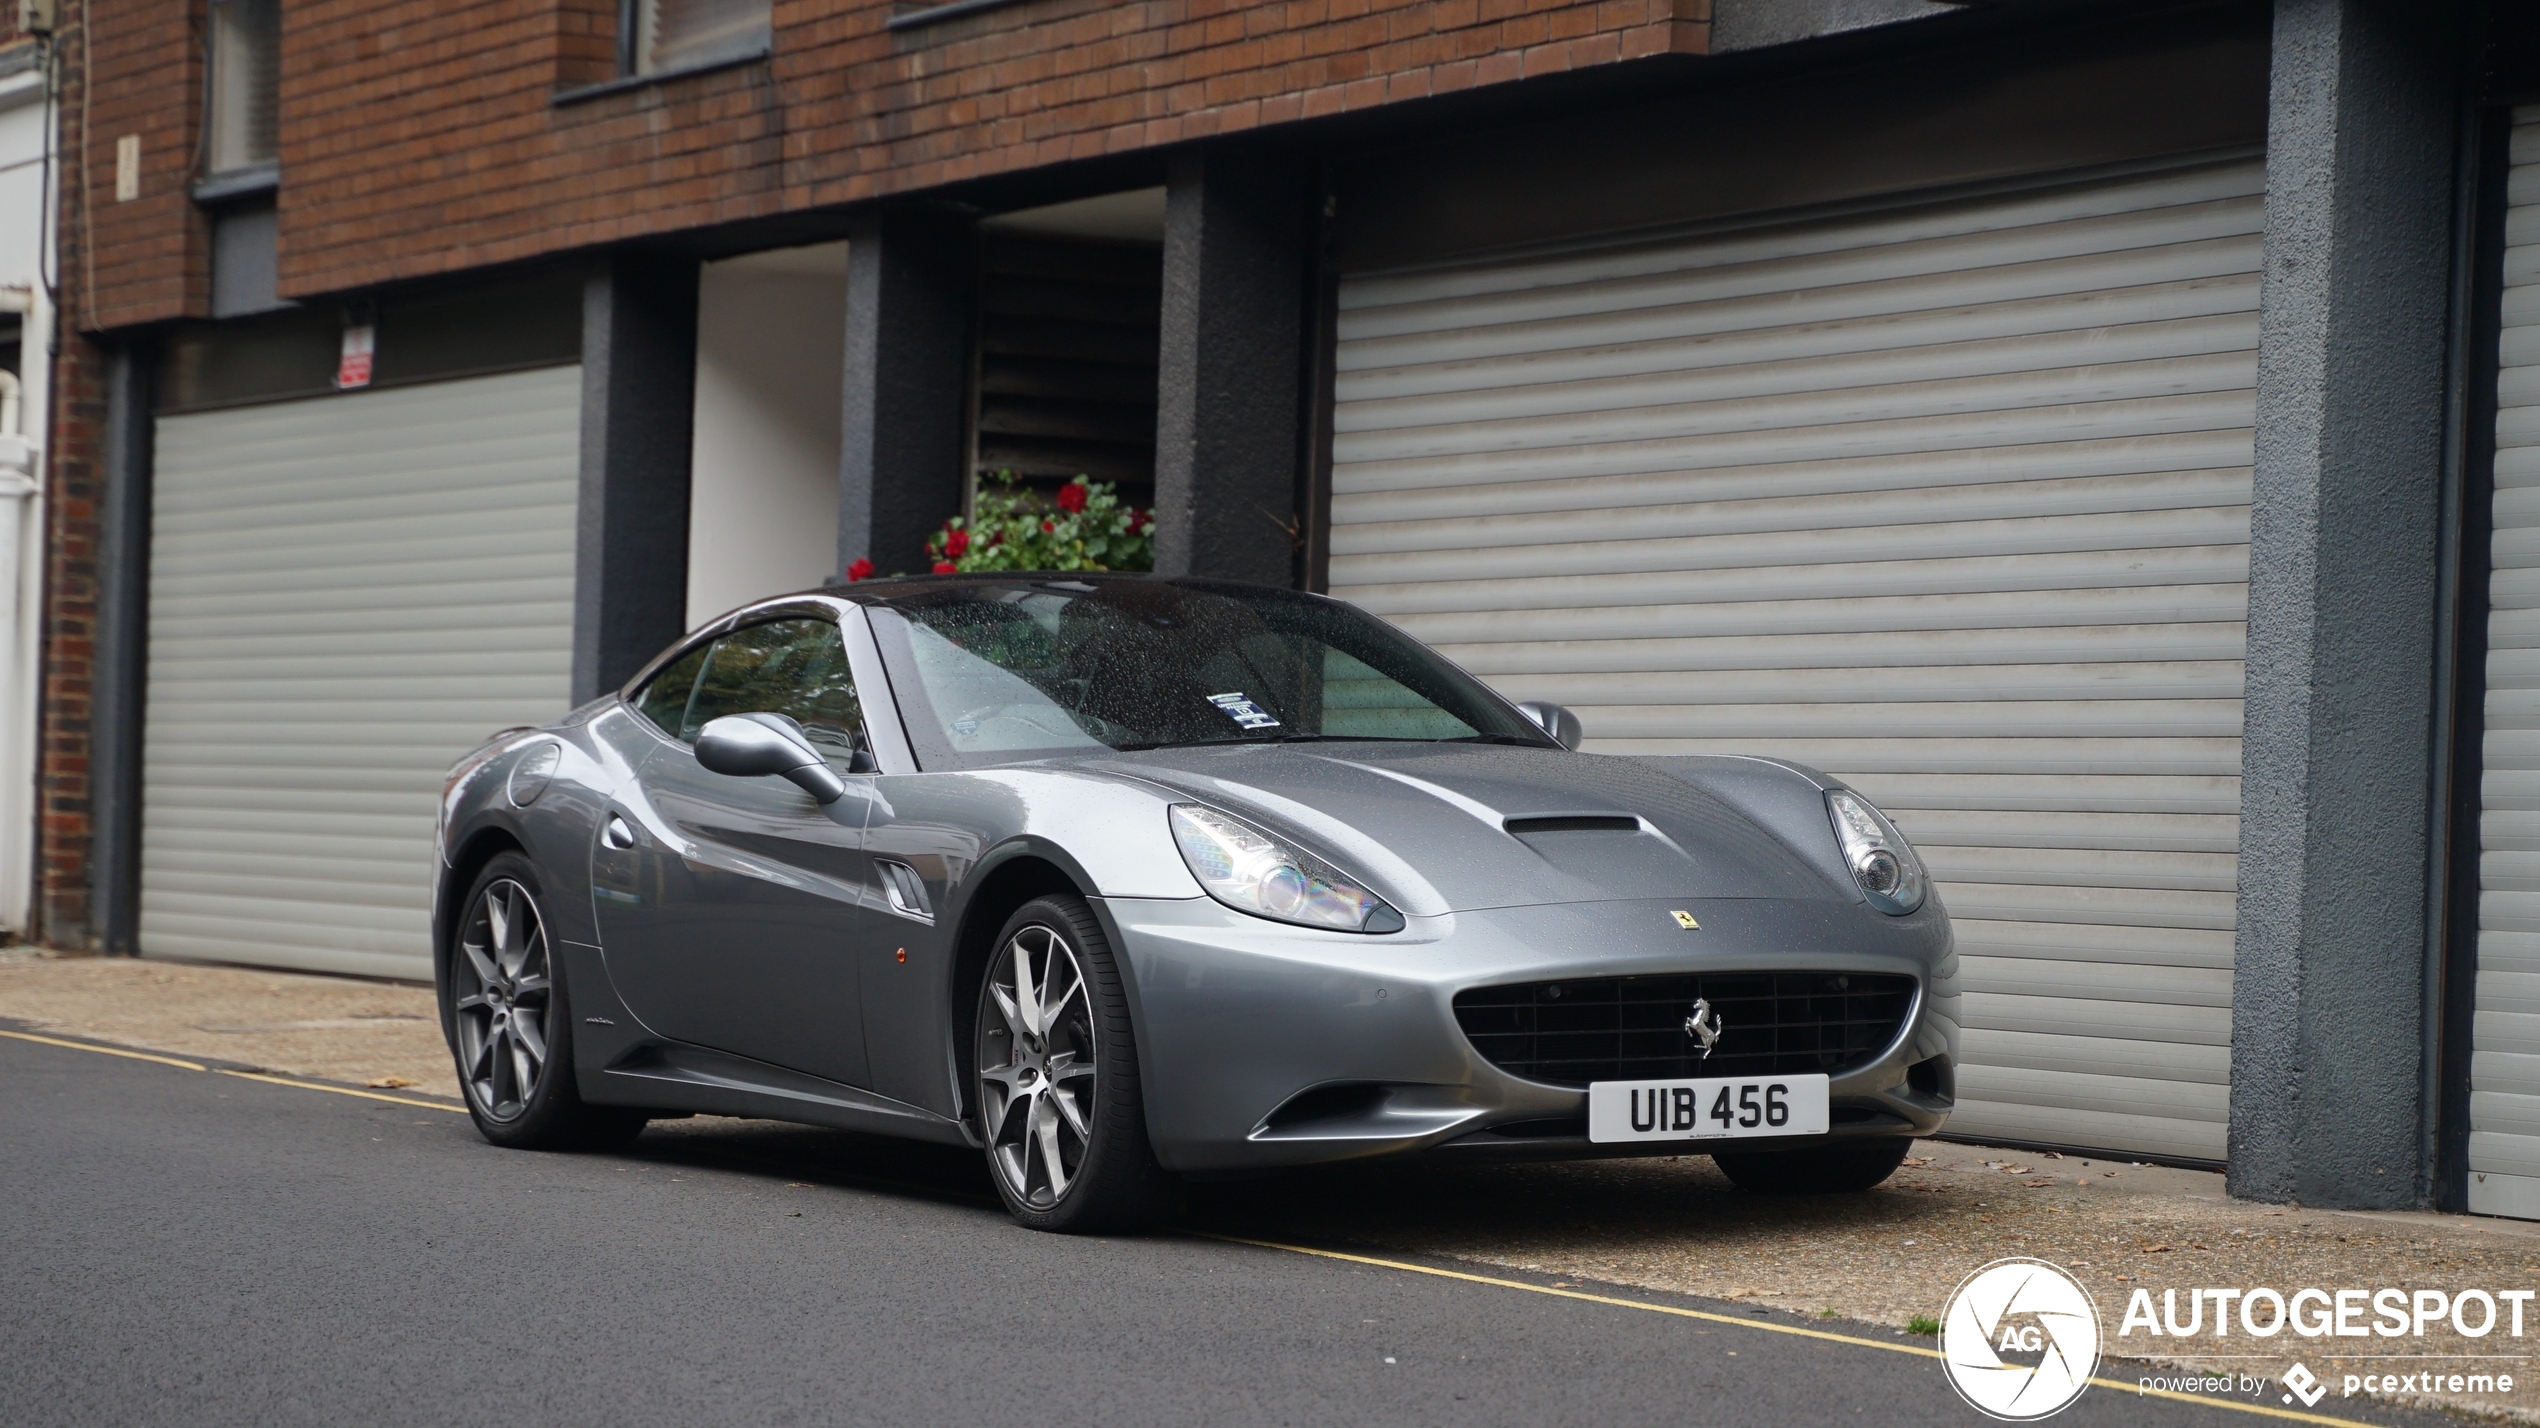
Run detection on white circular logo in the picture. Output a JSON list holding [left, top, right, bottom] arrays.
[[1939, 1258, 2101, 1420]]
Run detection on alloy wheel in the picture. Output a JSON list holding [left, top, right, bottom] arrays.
[[453, 878, 554, 1121], [978, 923, 1097, 1208]]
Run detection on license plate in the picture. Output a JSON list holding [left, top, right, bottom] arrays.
[[1586, 1074, 1829, 1143]]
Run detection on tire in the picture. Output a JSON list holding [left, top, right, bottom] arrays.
[[1713, 1136, 1913, 1195], [443, 852, 648, 1152], [973, 895, 1178, 1233]]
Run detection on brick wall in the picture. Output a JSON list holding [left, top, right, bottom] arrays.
[[74, 0, 1709, 326], [74, 0, 208, 329], [34, 3, 107, 946]]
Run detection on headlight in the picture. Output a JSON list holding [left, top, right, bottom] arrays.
[[1168, 804, 1404, 933], [1826, 789, 1926, 914]]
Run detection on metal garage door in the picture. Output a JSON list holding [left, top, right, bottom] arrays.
[[1327, 155, 2262, 1161], [2471, 110, 2540, 1219], [142, 366, 582, 981]]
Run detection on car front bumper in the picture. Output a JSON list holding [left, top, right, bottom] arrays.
[[1099, 892, 1959, 1175]]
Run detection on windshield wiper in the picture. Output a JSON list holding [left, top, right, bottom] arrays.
[[1452, 732, 1553, 746]]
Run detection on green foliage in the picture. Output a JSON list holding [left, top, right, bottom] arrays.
[[925, 472, 1155, 574], [1906, 1314, 1941, 1336]]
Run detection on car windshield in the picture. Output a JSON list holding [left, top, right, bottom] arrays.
[[864, 579, 1553, 769]]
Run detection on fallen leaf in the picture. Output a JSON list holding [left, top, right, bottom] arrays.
[[2140, 1244, 2171, 1254], [366, 1076, 416, 1089], [2023, 1179, 2056, 1188], [1998, 1165, 2031, 1174], [2043, 1151, 2064, 1160]]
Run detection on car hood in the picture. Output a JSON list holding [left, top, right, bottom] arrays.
[[1061, 741, 1846, 916]]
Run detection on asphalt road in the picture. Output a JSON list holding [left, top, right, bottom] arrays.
[[0, 1031, 2454, 1428]]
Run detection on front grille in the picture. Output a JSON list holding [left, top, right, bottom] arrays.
[[1453, 972, 1916, 1088]]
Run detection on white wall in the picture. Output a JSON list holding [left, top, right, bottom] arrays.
[[686, 242, 848, 629], [0, 61, 54, 936]]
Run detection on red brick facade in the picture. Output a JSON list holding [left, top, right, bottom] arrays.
[[74, 0, 209, 331], [31, 8, 109, 944], [74, 0, 1709, 325]]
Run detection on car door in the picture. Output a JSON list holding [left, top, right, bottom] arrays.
[[590, 614, 880, 1087]]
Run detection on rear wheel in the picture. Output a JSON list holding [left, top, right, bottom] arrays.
[[1713, 1136, 1912, 1195], [445, 853, 646, 1151], [973, 895, 1176, 1233]]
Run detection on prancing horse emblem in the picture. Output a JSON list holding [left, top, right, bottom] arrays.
[[1685, 997, 1723, 1058]]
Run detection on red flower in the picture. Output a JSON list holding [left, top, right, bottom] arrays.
[[932, 560, 958, 574], [945, 529, 970, 557], [1056, 481, 1089, 514], [1042, 518, 1056, 533], [846, 558, 874, 582]]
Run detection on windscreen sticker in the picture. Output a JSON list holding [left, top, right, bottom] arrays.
[[1207, 692, 1282, 730]]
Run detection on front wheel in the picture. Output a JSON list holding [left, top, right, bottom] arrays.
[[973, 896, 1176, 1232], [444, 852, 647, 1152], [1712, 1136, 1913, 1195]]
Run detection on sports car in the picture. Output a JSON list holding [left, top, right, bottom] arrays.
[[434, 575, 1958, 1231]]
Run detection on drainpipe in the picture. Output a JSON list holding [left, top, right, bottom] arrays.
[[0, 369, 36, 868], [0, 292, 40, 942]]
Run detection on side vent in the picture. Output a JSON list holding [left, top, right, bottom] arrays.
[[875, 859, 933, 920], [1504, 815, 1641, 835]]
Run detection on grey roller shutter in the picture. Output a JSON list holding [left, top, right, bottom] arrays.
[[2472, 110, 2540, 1219], [142, 366, 582, 981], [1328, 156, 2262, 1162]]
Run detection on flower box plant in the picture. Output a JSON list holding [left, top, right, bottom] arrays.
[[913, 472, 1156, 575]]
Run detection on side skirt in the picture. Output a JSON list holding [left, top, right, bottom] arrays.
[[590, 1039, 979, 1148]]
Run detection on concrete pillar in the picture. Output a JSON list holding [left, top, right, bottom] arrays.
[[1153, 145, 1311, 587], [574, 252, 700, 703], [87, 345, 151, 954], [2228, 0, 2468, 1208], [838, 207, 974, 581]]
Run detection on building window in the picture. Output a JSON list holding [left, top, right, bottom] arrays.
[[206, 0, 280, 175], [624, 0, 769, 75]]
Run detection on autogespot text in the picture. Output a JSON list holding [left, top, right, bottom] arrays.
[[2119, 1286, 2523, 1399]]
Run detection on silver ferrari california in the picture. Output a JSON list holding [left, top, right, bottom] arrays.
[[434, 575, 1958, 1231]]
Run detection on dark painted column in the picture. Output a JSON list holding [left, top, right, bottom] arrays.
[[574, 252, 699, 704], [838, 206, 974, 580], [1153, 144, 1311, 587], [2228, 0, 2469, 1208], [87, 345, 151, 954]]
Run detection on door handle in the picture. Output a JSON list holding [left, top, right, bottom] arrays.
[[602, 814, 637, 850]]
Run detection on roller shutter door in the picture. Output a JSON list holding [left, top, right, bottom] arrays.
[[1328, 156, 2262, 1161], [2472, 111, 2540, 1219], [142, 366, 582, 981]]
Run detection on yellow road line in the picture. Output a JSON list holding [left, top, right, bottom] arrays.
[[0, 1028, 206, 1072], [1201, 1234, 2387, 1428], [215, 1069, 466, 1113], [1, 1024, 466, 1111]]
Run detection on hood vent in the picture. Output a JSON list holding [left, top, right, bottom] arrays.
[[1504, 815, 1640, 835]]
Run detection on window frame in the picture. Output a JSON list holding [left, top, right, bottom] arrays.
[[204, 0, 282, 179], [615, 0, 772, 80]]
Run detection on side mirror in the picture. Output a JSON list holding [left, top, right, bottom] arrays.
[[695, 713, 848, 805], [1515, 700, 1585, 752]]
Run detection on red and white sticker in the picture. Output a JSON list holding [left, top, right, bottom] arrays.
[[335, 325, 375, 390]]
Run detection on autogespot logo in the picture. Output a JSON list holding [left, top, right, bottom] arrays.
[[1940, 1258, 2103, 1420]]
